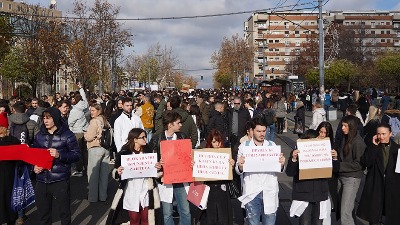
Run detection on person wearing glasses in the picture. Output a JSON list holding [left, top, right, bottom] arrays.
[[113, 128, 163, 225], [84, 103, 111, 203], [228, 97, 251, 148], [147, 110, 192, 225]]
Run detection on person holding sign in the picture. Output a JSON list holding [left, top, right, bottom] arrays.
[[286, 130, 339, 225], [336, 116, 366, 225], [147, 111, 192, 225], [357, 123, 400, 225], [235, 117, 285, 225], [112, 128, 162, 225], [194, 129, 235, 225]]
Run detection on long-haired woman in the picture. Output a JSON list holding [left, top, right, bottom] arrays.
[[114, 128, 162, 225], [189, 104, 204, 148], [202, 129, 234, 225], [84, 103, 110, 202], [337, 116, 366, 225]]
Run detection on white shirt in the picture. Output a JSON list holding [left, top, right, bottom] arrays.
[[114, 112, 144, 152], [235, 139, 280, 214]]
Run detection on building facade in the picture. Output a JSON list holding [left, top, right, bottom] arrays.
[[245, 10, 400, 84]]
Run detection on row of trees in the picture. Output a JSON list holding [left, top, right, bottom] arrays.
[[0, 0, 197, 98], [291, 22, 400, 92]]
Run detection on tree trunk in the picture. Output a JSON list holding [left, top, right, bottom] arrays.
[[347, 80, 351, 92]]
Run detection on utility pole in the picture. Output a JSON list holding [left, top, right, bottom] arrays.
[[148, 62, 151, 90], [318, 0, 325, 96]]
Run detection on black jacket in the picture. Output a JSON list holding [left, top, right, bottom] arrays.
[[32, 122, 80, 183], [207, 111, 229, 140], [295, 106, 306, 131], [286, 151, 339, 202], [357, 141, 400, 225], [337, 134, 366, 178], [227, 107, 251, 138]]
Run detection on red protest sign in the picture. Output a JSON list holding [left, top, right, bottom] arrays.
[[161, 139, 194, 184]]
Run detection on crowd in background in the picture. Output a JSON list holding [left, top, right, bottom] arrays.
[[0, 84, 399, 225]]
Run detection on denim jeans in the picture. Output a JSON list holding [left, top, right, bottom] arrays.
[[162, 185, 191, 225], [338, 176, 361, 225], [266, 124, 275, 142], [245, 192, 276, 225]]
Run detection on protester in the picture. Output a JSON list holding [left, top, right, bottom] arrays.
[[235, 117, 285, 225], [363, 105, 381, 146], [309, 100, 326, 130], [84, 103, 110, 203], [264, 101, 276, 142], [357, 123, 400, 225], [239, 120, 254, 144], [0, 112, 21, 225], [113, 128, 163, 225], [294, 100, 306, 136], [207, 102, 229, 146], [139, 95, 155, 142], [274, 96, 287, 134], [147, 110, 191, 225], [336, 115, 366, 225], [228, 97, 251, 147], [286, 129, 338, 225], [32, 107, 80, 225], [188, 104, 204, 148], [9, 101, 39, 146]]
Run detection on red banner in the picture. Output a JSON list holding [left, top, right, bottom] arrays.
[[0, 144, 54, 169], [161, 139, 194, 184]]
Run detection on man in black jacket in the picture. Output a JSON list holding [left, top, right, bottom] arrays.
[[207, 102, 229, 145], [32, 107, 80, 225], [228, 97, 251, 148]]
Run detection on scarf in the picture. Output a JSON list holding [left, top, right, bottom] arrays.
[[0, 144, 54, 169]]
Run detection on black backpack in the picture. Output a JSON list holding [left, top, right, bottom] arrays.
[[263, 110, 274, 126], [10, 123, 30, 145], [100, 123, 114, 150]]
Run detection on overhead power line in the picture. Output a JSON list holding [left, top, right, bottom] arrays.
[[5, 2, 316, 21]]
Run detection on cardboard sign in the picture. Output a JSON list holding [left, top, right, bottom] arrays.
[[395, 149, 400, 173], [242, 145, 282, 172], [297, 138, 333, 180], [161, 139, 194, 184], [193, 148, 233, 181], [120, 153, 158, 180]]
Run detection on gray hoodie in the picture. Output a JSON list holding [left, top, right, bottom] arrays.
[[8, 112, 40, 144], [309, 107, 326, 130]]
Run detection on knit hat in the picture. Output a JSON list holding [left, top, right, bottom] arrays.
[[43, 107, 62, 129], [0, 112, 8, 128]]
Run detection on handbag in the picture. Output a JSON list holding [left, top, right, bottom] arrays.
[[11, 165, 35, 212]]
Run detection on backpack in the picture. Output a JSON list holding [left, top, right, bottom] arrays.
[[100, 122, 114, 150], [263, 110, 275, 126], [10, 123, 30, 145]]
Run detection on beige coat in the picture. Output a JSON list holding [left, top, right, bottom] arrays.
[[84, 116, 104, 149]]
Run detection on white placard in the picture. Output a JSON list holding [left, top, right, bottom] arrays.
[[297, 139, 332, 170], [193, 151, 230, 180], [242, 145, 281, 172], [120, 153, 158, 180], [395, 149, 400, 173]]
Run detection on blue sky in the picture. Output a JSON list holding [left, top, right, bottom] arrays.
[[26, 0, 400, 88]]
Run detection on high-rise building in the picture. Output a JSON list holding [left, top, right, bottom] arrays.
[[245, 10, 400, 84]]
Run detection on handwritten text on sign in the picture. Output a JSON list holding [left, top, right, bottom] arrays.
[[297, 139, 332, 170], [242, 145, 281, 172], [193, 151, 230, 180], [120, 153, 158, 180]]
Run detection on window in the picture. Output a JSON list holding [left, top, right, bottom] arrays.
[[387, 39, 391, 43], [371, 22, 375, 28], [0, 3, 3, 8], [381, 39, 385, 43], [275, 57, 279, 61], [351, 22, 355, 25], [285, 48, 290, 55], [395, 23, 399, 28], [17, 5, 22, 11], [285, 31, 289, 34], [386, 30, 390, 34], [305, 22, 309, 26], [275, 40, 279, 43], [371, 30, 375, 35], [361, 22, 365, 26], [57, 85, 60, 92], [386, 22, 390, 25], [311, 22, 315, 25], [295, 40, 301, 46], [285, 40, 290, 46], [284, 22, 289, 29], [381, 30, 384, 34], [345, 22, 349, 25], [380, 21, 385, 25], [269, 40, 273, 43], [269, 48, 274, 52], [64, 85, 68, 91], [295, 30, 300, 37], [8, 4, 12, 10], [275, 48, 279, 52]]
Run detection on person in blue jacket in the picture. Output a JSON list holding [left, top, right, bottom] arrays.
[[32, 107, 80, 225]]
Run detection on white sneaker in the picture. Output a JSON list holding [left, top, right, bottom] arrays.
[[109, 159, 115, 165]]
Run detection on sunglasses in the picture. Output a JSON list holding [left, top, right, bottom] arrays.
[[137, 136, 147, 140]]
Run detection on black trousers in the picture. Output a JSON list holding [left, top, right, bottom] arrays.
[[276, 117, 285, 133], [35, 180, 71, 225], [299, 202, 322, 225]]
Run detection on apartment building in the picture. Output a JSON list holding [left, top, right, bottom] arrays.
[[0, 0, 74, 97], [245, 10, 400, 84]]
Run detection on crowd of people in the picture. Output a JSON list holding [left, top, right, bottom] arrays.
[[0, 84, 399, 225]]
